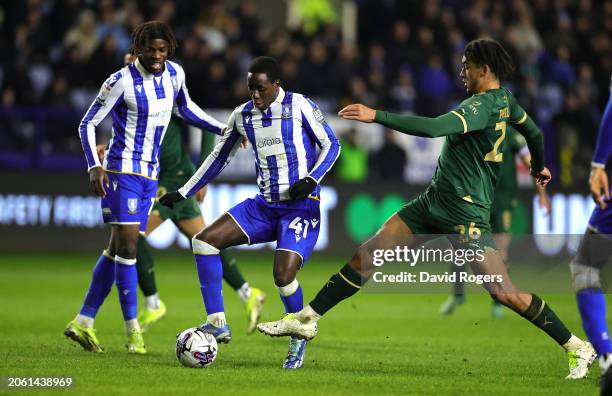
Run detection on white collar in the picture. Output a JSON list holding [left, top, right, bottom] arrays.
[[273, 87, 285, 105]]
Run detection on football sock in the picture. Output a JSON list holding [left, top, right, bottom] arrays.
[[207, 312, 227, 327], [276, 279, 303, 313], [453, 264, 465, 297], [193, 239, 224, 315], [220, 250, 247, 291], [79, 250, 116, 319], [576, 288, 612, 355], [115, 255, 138, 321], [125, 318, 141, 334], [75, 314, 94, 328], [521, 294, 572, 346], [296, 305, 322, 323], [145, 293, 160, 310], [309, 264, 366, 316], [136, 235, 157, 297], [237, 283, 251, 303]]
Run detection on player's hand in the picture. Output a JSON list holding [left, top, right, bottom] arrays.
[[96, 144, 106, 164], [289, 177, 317, 201], [531, 167, 551, 187], [89, 166, 109, 197], [241, 137, 249, 149], [338, 104, 376, 123], [159, 191, 186, 208], [589, 166, 610, 209], [195, 185, 208, 204], [538, 192, 551, 216]]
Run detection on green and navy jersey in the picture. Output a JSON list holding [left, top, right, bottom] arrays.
[[431, 87, 530, 208]]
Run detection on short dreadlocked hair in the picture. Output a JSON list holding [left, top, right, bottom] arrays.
[[130, 21, 177, 57], [463, 38, 515, 81]]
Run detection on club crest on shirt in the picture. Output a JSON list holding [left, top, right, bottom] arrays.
[[313, 107, 325, 123], [127, 198, 138, 214], [282, 104, 292, 119]]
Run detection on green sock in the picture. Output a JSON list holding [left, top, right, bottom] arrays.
[[136, 235, 157, 296], [220, 249, 247, 291], [310, 264, 366, 316], [521, 294, 572, 345]]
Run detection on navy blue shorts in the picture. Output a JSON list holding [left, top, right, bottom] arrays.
[[589, 200, 612, 234], [227, 195, 321, 264], [100, 172, 157, 233]]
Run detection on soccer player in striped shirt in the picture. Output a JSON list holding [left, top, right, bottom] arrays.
[[258, 39, 595, 379], [160, 56, 341, 369], [64, 21, 226, 354]]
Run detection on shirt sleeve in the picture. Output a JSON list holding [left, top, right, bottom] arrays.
[[374, 111, 465, 137], [592, 84, 612, 167], [178, 110, 243, 197], [449, 98, 491, 133], [299, 96, 341, 183], [508, 100, 545, 172], [174, 67, 226, 135], [78, 70, 125, 171]]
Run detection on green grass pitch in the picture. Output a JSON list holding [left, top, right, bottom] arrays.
[[0, 251, 602, 395]]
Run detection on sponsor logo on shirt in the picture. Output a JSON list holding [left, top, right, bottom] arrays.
[[257, 137, 282, 148]]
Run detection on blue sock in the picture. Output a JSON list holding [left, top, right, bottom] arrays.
[[80, 252, 115, 318], [195, 254, 224, 314], [577, 288, 612, 356], [115, 256, 138, 321], [278, 281, 303, 313]]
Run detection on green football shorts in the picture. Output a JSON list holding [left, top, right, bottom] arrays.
[[397, 186, 496, 250], [151, 182, 202, 222]]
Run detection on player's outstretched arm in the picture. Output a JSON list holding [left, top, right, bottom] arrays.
[[177, 111, 244, 199], [339, 104, 467, 138]]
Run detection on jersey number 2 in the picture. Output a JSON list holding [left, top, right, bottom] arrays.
[[484, 121, 506, 162]]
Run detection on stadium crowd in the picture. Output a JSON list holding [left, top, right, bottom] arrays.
[[1, 0, 611, 187]]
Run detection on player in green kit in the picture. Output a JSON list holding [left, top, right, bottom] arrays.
[[259, 38, 596, 378], [440, 126, 551, 317], [133, 116, 266, 334]]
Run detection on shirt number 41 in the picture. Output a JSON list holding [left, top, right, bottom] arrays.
[[289, 216, 319, 242]]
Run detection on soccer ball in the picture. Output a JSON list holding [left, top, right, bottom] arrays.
[[176, 327, 218, 368]]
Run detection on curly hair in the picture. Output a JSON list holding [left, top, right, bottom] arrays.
[[130, 20, 177, 57], [464, 38, 515, 81]]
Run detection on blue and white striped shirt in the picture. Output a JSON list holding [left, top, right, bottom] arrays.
[[179, 88, 341, 201], [79, 58, 225, 179]]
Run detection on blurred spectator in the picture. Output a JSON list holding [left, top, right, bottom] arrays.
[[374, 129, 407, 181], [334, 129, 368, 183], [63, 9, 99, 62]]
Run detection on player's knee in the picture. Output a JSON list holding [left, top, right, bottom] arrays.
[[191, 237, 220, 255], [116, 242, 137, 259], [275, 273, 298, 290], [570, 260, 601, 291], [273, 262, 299, 286], [194, 228, 220, 248]]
